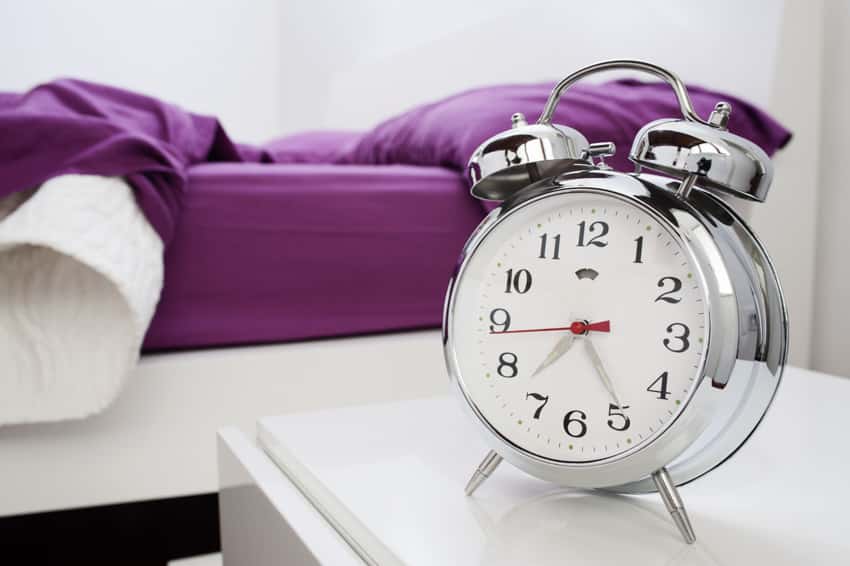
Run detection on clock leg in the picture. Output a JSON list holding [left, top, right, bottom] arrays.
[[652, 467, 696, 544], [464, 450, 503, 496]]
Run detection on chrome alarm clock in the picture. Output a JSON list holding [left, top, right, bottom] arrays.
[[442, 60, 787, 543]]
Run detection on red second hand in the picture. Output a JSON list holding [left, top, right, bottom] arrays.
[[583, 320, 611, 333], [491, 320, 611, 335]]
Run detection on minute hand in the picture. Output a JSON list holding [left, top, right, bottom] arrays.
[[583, 337, 623, 407]]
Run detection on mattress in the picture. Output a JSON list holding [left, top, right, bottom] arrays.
[[142, 163, 483, 351]]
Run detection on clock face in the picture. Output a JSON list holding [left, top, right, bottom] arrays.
[[449, 190, 709, 464]]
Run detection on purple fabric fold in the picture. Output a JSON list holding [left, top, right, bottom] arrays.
[[0, 79, 245, 244]]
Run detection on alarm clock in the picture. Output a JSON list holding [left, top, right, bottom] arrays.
[[442, 60, 787, 543]]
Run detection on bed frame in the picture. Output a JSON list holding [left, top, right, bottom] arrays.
[[0, 329, 446, 516]]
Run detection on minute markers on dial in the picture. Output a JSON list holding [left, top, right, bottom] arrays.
[[459, 196, 706, 463]]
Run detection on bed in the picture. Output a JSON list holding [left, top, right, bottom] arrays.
[[0, 161, 481, 517], [144, 162, 483, 351]]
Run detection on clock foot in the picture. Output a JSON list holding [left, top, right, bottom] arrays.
[[652, 467, 696, 544], [464, 450, 503, 496]]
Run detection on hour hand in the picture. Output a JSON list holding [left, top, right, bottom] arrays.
[[531, 332, 576, 378]]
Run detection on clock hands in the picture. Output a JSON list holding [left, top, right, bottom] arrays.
[[497, 318, 623, 405], [583, 336, 623, 408], [490, 320, 610, 335], [494, 319, 611, 380], [530, 332, 576, 378]]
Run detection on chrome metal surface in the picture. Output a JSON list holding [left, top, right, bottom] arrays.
[[614, 174, 788, 493], [677, 173, 699, 199], [538, 59, 774, 202], [443, 167, 787, 491], [708, 102, 731, 129], [466, 59, 776, 205], [630, 117, 774, 202], [652, 467, 696, 544], [583, 141, 616, 160], [538, 60, 712, 126], [464, 450, 503, 496], [583, 141, 616, 169], [467, 116, 590, 201]]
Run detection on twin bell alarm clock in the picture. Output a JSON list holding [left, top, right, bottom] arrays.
[[442, 60, 787, 543]]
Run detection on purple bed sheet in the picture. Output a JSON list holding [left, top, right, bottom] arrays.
[[142, 162, 483, 351], [1, 78, 791, 352]]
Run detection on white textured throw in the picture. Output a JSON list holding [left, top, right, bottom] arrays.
[[0, 176, 163, 424]]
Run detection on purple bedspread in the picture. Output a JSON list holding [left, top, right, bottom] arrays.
[[142, 163, 481, 350], [0, 80, 249, 244], [0, 78, 791, 350]]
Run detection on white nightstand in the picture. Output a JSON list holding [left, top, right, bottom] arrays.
[[218, 366, 850, 565]]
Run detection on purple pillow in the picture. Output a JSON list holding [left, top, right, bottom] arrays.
[[338, 79, 791, 175]]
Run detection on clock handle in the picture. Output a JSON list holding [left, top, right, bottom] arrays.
[[537, 59, 712, 127]]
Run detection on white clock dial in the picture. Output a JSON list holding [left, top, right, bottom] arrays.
[[450, 191, 708, 463]]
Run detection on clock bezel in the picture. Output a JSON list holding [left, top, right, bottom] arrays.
[[444, 171, 743, 488]]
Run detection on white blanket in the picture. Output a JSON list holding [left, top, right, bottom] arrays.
[[0, 175, 163, 424]]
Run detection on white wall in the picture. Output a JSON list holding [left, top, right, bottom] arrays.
[[279, 0, 783, 131], [811, 1, 850, 376], [748, 0, 823, 372], [0, 0, 282, 143]]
